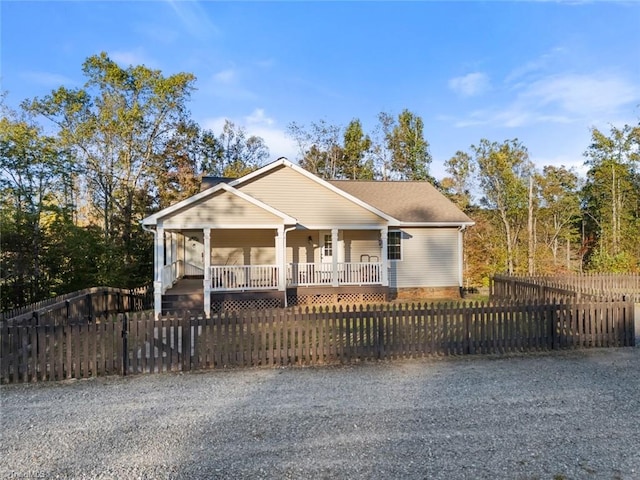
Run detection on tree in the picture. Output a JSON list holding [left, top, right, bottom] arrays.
[[24, 52, 197, 286], [287, 119, 343, 179], [582, 123, 640, 271], [213, 120, 269, 178], [341, 118, 373, 179], [387, 109, 432, 181], [371, 112, 396, 180], [472, 138, 533, 274], [0, 108, 75, 308], [442, 150, 475, 211], [151, 120, 218, 209], [536, 166, 581, 271]]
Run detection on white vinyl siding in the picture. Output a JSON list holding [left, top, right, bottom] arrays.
[[210, 229, 276, 266], [388, 228, 460, 288], [162, 190, 282, 228], [238, 165, 387, 226], [286, 230, 316, 264], [342, 230, 380, 263]]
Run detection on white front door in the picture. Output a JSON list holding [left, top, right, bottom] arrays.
[[185, 232, 205, 276], [320, 231, 333, 264]]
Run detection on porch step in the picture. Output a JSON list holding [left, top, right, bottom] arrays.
[[162, 293, 204, 313]]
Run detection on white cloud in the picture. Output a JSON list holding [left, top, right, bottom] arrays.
[[165, 0, 219, 40], [202, 110, 297, 162], [110, 49, 156, 68], [505, 47, 567, 84], [245, 108, 274, 127], [531, 152, 589, 177], [522, 73, 638, 115], [21, 71, 76, 88], [448, 72, 490, 97], [213, 69, 236, 84], [452, 71, 638, 128]]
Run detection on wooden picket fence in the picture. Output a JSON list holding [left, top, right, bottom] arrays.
[[2, 285, 153, 325], [1, 300, 635, 384], [491, 273, 640, 303]]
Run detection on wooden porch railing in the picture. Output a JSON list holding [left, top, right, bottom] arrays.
[[209, 265, 279, 291], [162, 260, 184, 293], [287, 262, 383, 286]]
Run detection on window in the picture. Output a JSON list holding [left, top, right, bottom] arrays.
[[388, 230, 402, 260], [323, 234, 333, 256]]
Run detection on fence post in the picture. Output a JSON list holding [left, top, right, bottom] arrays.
[[33, 311, 40, 356], [86, 294, 93, 321], [122, 314, 129, 376], [465, 307, 473, 355], [376, 305, 384, 360], [551, 303, 559, 350], [631, 300, 638, 347], [182, 315, 191, 372]]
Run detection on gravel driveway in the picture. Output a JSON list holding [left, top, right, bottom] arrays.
[[2, 347, 639, 480]]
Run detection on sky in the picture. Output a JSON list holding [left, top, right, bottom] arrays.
[[2, 1, 639, 180]]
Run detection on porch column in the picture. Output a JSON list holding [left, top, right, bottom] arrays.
[[331, 228, 339, 287], [458, 227, 465, 288], [203, 229, 211, 317], [154, 226, 165, 318], [276, 226, 286, 291], [380, 227, 389, 287]]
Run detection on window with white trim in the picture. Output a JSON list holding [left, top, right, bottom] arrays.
[[323, 234, 333, 256], [388, 230, 402, 260]]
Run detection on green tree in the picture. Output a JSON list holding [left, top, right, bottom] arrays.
[[151, 120, 216, 210], [536, 165, 581, 271], [387, 109, 432, 181], [371, 112, 395, 180], [341, 118, 373, 179], [24, 52, 196, 286], [582, 123, 640, 271], [0, 108, 75, 308], [472, 138, 533, 274], [287, 119, 343, 179], [214, 120, 269, 178], [442, 150, 475, 211]]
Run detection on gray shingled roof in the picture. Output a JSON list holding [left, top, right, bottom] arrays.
[[328, 180, 474, 224]]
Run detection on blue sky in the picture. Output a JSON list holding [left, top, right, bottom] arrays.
[[2, 1, 639, 179]]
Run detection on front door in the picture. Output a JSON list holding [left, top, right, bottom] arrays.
[[185, 232, 205, 276], [319, 231, 333, 283], [320, 231, 333, 264]]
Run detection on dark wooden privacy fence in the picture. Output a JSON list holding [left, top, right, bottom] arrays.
[[2, 285, 153, 325], [1, 300, 635, 383], [491, 273, 640, 303]]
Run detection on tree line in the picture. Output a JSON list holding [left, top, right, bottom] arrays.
[[1, 53, 638, 310]]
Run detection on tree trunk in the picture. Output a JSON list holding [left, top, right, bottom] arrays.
[[527, 176, 535, 275]]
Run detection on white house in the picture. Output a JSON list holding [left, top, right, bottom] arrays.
[[141, 158, 474, 316]]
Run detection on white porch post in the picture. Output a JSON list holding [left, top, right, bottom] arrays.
[[203, 229, 211, 317], [380, 226, 389, 287], [458, 227, 465, 289], [331, 228, 339, 287], [276, 226, 286, 291], [154, 225, 164, 318]]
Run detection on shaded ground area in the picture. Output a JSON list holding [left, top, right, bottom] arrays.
[[1, 348, 639, 479]]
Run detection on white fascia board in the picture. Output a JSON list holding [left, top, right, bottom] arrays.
[[296, 224, 391, 231], [157, 223, 287, 230], [141, 182, 296, 226], [228, 157, 401, 226], [396, 221, 476, 228]]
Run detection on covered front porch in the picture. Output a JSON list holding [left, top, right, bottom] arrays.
[[155, 227, 390, 316]]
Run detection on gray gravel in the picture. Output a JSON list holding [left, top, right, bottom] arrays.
[[2, 348, 640, 480]]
